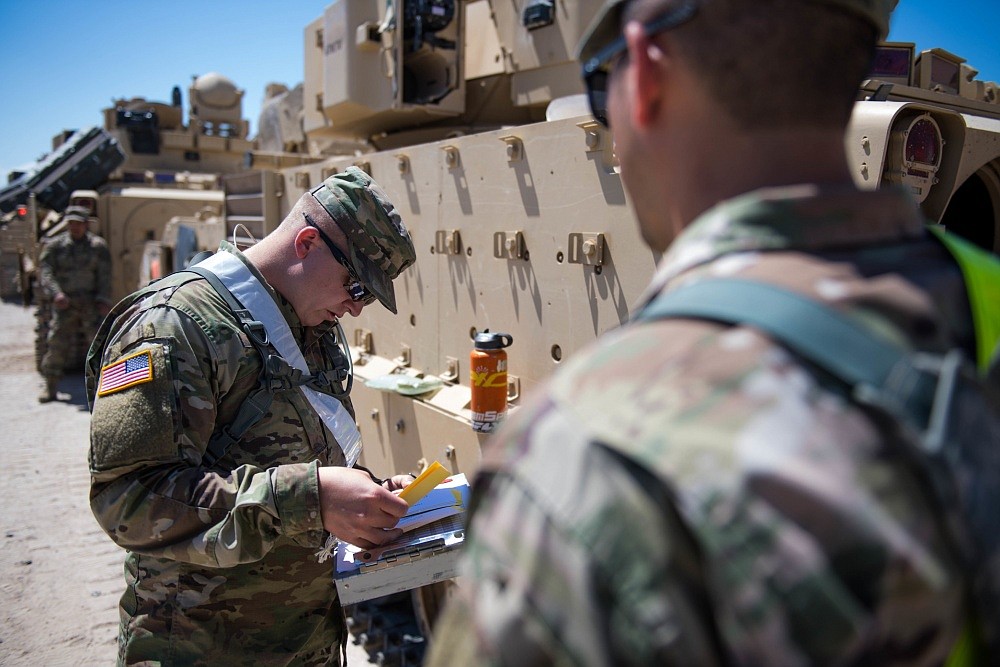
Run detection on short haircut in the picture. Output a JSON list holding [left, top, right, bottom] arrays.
[[625, 0, 878, 128], [282, 188, 350, 246]]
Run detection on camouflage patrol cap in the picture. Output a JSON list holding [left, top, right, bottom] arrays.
[[577, 0, 896, 63], [310, 166, 416, 314], [63, 206, 90, 224]]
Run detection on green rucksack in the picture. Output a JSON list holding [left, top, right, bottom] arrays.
[[634, 237, 1000, 664]]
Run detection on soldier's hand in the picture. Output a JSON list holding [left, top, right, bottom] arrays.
[[317, 466, 409, 548], [53, 292, 70, 310], [382, 474, 414, 492]]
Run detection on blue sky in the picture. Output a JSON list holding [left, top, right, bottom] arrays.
[[1, 0, 997, 180]]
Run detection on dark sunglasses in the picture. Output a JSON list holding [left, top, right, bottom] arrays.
[[303, 213, 377, 305], [581, 0, 699, 128]]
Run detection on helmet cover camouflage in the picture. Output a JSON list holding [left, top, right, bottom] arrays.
[[310, 166, 416, 314], [577, 0, 897, 63]]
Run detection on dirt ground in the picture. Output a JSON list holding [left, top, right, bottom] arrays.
[[0, 299, 377, 666]]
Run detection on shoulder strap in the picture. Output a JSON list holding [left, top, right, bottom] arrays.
[[185, 266, 282, 467], [186, 265, 269, 349], [637, 279, 900, 386], [635, 278, 937, 432], [185, 265, 353, 466], [183, 266, 352, 467]]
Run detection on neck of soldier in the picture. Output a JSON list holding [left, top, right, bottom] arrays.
[[669, 120, 854, 234], [243, 235, 297, 299]]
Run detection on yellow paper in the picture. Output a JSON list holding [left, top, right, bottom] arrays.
[[398, 461, 451, 506]]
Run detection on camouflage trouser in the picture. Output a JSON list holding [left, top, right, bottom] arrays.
[[40, 297, 99, 379], [35, 300, 51, 374]]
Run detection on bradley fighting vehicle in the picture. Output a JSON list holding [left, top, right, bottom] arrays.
[[137, 1, 1000, 659]]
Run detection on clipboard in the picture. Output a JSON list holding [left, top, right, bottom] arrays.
[[333, 471, 469, 605]]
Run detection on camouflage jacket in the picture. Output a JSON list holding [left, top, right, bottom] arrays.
[[38, 230, 111, 302], [87, 242, 351, 666], [427, 185, 998, 666]]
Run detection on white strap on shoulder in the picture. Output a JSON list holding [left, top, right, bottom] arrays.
[[198, 251, 362, 466]]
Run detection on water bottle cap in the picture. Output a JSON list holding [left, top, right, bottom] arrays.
[[474, 331, 513, 350]]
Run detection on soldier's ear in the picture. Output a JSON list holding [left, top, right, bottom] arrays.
[[624, 21, 667, 130], [293, 226, 321, 260]]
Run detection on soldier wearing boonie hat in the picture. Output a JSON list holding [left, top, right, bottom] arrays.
[[427, 0, 1000, 665], [310, 166, 416, 314]]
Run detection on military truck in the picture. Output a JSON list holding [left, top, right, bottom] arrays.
[[2, 71, 262, 301], [141, 2, 999, 657]]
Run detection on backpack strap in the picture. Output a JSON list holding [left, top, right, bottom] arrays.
[[636, 279, 894, 382], [634, 278, 937, 432], [186, 265, 278, 466], [184, 265, 353, 467]]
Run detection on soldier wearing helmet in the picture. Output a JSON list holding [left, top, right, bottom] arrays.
[[87, 167, 417, 664], [428, 0, 999, 665]]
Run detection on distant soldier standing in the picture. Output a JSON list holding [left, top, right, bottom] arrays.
[[37, 206, 111, 402]]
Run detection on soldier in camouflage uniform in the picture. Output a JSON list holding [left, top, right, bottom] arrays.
[[427, 0, 1000, 665], [37, 206, 111, 401], [87, 167, 417, 666]]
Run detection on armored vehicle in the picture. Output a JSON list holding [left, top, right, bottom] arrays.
[[87, 71, 259, 303], [1, 71, 258, 301], [1, 72, 262, 372], [142, 2, 1000, 658]]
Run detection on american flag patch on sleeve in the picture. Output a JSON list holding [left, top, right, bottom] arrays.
[[97, 350, 154, 396]]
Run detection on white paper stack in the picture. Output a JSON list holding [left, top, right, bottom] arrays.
[[333, 473, 470, 604]]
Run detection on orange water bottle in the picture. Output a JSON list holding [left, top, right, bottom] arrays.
[[470, 331, 514, 432]]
